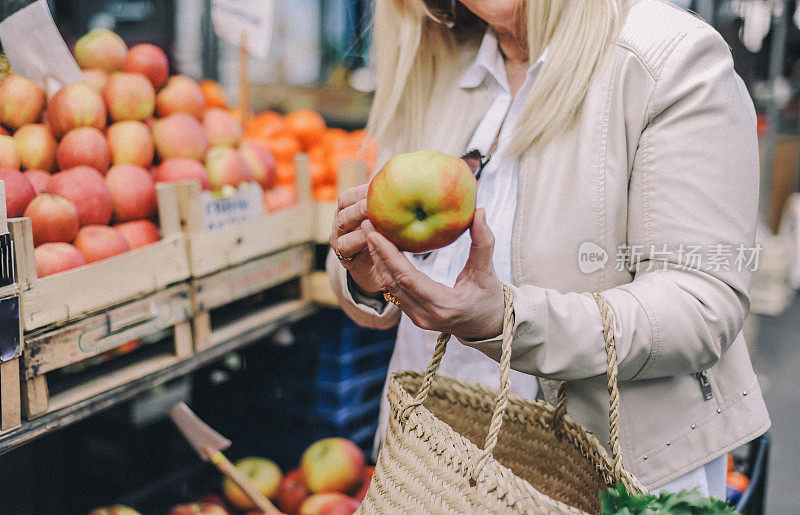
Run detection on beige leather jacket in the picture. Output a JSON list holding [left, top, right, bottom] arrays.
[[327, 0, 770, 488]]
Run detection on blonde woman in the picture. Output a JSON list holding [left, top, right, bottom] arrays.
[[327, 0, 770, 495]]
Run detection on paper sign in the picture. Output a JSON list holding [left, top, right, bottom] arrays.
[[201, 182, 266, 231], [211, 0, 274, 59], [0, 0, 83, 95]]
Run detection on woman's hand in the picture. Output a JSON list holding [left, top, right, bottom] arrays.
[[330, 184, 383, 294], [363, 208, 505, 340]]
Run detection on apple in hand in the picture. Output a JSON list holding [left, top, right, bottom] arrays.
[[222, 457, 282, 510], [301, 438, 364, 494], [366, 150, 477, 253]]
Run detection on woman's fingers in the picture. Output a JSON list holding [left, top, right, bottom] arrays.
[[364, 222, 448, 305], [334, 198, 368, 236], [335, 228, 368, 259], [463, 208, 496, 273], [337, 184, 369, 212]]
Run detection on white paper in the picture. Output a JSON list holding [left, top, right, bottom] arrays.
[[211, 0, 274, 60], [0, 0, 83, 96], [201, 182, 265, 231]]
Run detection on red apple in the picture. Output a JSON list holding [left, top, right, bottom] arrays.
[[24, 194, 80, 245], [46, 166, 113, 225], [0, 135, 20, 169], [239, 141, 277, 189], [57, 127, 111, 173], [152, 113, 209, 161], [83, 68, 109, 93], [277, 468, 311, 515], [106, 164, 157, 221], [205, 146, 251, 190], [47, 83, 107, 139], [0, 168, 36, 217], [350, 466, 373, 502], [14, 124, 57, 171], [74, 225, 130, 263], [169, 503, 228, 515], [156, 75, 206, 119], [104, 72, 156, 122], [319, 497, 360, 515], [23, 169, 52, 194], [74, 29, 128, 72], [0, 75, 46, 129], [298, 494, 356, 515], [123, 43, 169, 89], [222, 457, 282, 511], [155, 157, 211, 190], [300, 438, 364, 494], [107, 120, 155, 167], [263, 186, 296, 212], [114, 220, 160, 249], [34, 242, 87, 278], [367, 150, 477, 253], [203, 108, 243, 147]]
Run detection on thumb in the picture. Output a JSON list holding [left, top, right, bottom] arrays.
[[464, 208, 495, 272]]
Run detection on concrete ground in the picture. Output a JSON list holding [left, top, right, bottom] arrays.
[[750, 293, 800, 513]]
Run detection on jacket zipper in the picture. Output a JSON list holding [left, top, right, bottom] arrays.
[[696, 371, 713, 401]]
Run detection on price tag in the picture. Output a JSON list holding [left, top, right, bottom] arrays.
[[201, 182, 266, 231], [211, 0, 275, 59]]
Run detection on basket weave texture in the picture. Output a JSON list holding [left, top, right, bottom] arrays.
[[358, 286, 647, 514]]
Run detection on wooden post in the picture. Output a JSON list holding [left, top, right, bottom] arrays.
[[239, 31, 251, 127]]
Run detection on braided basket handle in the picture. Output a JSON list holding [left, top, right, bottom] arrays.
[[552, 292, 641, 492], [400, 284, 515, 477]]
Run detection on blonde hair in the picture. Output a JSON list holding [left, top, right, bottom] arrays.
[[368, 0, 630, 153]]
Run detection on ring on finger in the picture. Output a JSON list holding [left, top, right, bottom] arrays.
[[333, 245, 355, 262], [383, 291, 400, 306]]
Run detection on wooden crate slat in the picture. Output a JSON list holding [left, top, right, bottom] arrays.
[[23, 285, 191, 379], [9, 216, 191, 332], [0, 359, 20, 432], [193, 244, 313, 312], [186, 204, 314, 277], [206, 299, 309, 349]]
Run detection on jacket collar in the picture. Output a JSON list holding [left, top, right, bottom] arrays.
[[458, 28, 549, 91]]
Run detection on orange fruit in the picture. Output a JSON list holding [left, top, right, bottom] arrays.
[[313, 184, 337, 202], [727, 453, 734, 473], [726, 471, 749, 493], [275, 160, 296, 187], [257, 134, 302, 164], [310, 160, 335, 189], [285, 110, 326, 150], [246, 110, 285, 139], [199, 79, 228, 109]]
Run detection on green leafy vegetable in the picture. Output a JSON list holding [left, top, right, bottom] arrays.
[[600, 483, 737, 514]]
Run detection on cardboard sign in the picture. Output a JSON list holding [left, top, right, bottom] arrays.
[[211, 0, 274, 59], [201, 182, 265, 231]]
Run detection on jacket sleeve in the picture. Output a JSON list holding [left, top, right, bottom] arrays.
[[461, 26, 759, 381]]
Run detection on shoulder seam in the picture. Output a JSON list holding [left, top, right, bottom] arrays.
[[614, 30, 690, 80]]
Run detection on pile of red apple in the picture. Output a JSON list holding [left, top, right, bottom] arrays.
[[0, 28, 282, 278], [167, 437, 371, 515]]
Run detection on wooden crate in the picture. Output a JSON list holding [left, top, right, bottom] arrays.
[[9, 196, 191, 332], [20, 284, 193, 419], [314, 161, 366, 244], [161, 155, 315, 278], [192, 244, 314, 351], [0, 181, 22, 432]]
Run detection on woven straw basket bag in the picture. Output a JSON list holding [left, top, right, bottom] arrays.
[[358, 285, 648, 514]]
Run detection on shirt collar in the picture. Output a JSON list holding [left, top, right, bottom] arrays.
[[458, 28, 549, 90]]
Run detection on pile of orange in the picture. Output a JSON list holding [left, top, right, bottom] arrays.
[[243, 109, 377, 202]]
